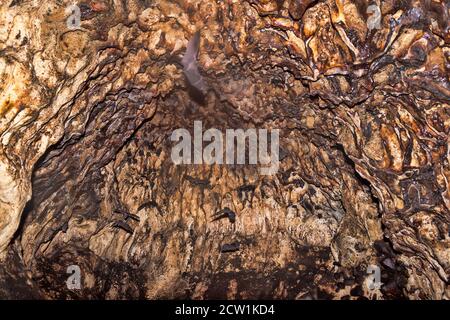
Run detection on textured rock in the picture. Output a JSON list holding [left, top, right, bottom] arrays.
[[0, 0, 448, 299]]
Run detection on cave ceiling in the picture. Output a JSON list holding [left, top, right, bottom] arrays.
[[0, 0, 448, 300]]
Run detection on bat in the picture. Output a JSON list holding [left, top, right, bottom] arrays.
[[137, 200, 158, 212], [137, 200, 164, 216], [220, 242, 240, 253], [182, 31, 207, 95], [112, 221, 134, 234], [114, 209, 140, 222], [211, 207, 236, 223]]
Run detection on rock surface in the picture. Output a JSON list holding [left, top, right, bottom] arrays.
[[0, 0, 448, 299]]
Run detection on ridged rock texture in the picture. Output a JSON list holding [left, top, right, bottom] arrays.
[[0, 0, 449, 299]]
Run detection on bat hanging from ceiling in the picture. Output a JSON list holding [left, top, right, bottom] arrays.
[[181, 31, 207, 97]]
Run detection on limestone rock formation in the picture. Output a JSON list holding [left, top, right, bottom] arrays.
[[0, 0, 448, 299]]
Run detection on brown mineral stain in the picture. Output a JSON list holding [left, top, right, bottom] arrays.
[[0, 80, 31, 118], [60, 31, 89, 57], [0, 99, 13, 117]]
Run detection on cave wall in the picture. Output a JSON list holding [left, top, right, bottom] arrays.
[[0, 0, 448, 299]]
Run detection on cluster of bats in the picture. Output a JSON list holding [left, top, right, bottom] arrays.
[[111, 205, 240, 253]]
